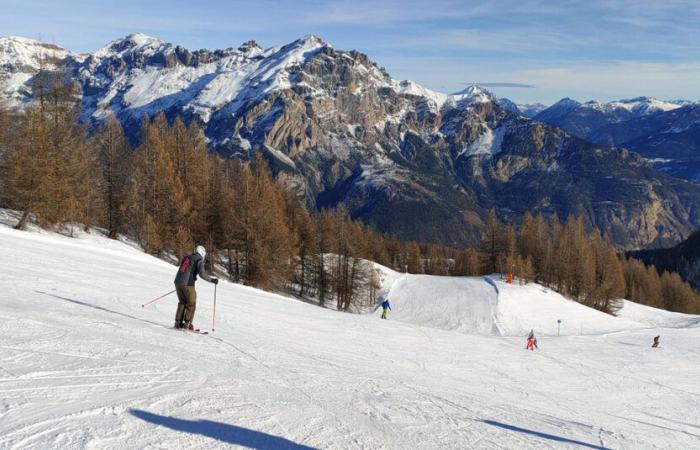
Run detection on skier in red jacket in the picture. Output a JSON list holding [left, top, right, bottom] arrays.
[[526, 329, 538, 350]]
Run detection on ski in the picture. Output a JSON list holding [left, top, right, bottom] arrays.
[[173, 326, 209, 335]]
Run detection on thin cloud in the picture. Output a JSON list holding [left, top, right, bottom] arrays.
[[468, 82, 536, 88], [300, 0, 490, 25]]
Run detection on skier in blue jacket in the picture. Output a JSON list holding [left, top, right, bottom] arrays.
[[381, 298, 391, 319]]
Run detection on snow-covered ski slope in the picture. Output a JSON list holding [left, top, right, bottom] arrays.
[[1, 223, 700, 449]]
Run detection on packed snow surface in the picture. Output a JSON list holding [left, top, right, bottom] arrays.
[[1, 222, 699, 449]]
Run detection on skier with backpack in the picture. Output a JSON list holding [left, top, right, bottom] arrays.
[[174, 245, 218, 331], [526, 329, 538, 350], [381, 297, 391, 319]]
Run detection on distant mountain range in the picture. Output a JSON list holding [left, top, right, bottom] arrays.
[[531, 97, 700, 182], [2, 33, 700, 249]]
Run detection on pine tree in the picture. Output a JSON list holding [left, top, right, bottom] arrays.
[[315, 210, 335, 306], [481, 209, 502, 274], [406, 242, 422, 273], [3, 74, 98, 230], [282, 190, 316, 296], [0, 103, 8, 156], [174, 118, 211, 244], [228, 155, 295, 289], [132, 114, 190, 255], [94, 115, 132, 238]]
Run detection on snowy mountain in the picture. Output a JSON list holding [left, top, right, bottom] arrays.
[[536, 97, 700, 181], [516, 102, 548, 118], [2, 214, 700, 449], [534, 96, 687, 138], [536, 97, 689, 136], [3, 34, 700, 248], [496, 98, 548, 118], [0, 36, 70, 105], [590, 104, 700, 182]]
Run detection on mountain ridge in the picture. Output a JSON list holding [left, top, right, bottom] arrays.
[[535, 97, 700, 182], [2, 33, 700, 249]]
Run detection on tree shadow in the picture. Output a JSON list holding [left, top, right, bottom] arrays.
[[130, 409, 318, 449], [480, 419, 611, 450], [36, 291, 168, 330]]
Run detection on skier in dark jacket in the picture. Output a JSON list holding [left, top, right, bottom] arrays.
[[381, 298, 391, 319], [652, 335, 660, 348], [174, 245, 218, 330]]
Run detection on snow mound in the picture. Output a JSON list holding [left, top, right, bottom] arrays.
[[494, 280, 642, 336], [617, 300, 700, 328], [379, 272, 700, 337], [380, 274, 500, 335]]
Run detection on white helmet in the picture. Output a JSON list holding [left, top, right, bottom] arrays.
[[195, 245, 206, 258]]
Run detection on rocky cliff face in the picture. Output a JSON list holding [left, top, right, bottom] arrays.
[[2, 33, 700, 249]]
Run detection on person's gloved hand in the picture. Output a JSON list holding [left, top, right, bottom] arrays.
[[212, 278, 219, 285]]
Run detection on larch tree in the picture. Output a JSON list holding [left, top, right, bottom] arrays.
[[132, 114, 190, 256], [481, 209, 502, 274], [94, 115, 132, 238]]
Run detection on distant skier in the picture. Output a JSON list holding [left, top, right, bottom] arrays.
[[526, 329, 538, 350], [652, 335, 660, 348], [174, 245, 218, 330], [381, 297, 391, 320]]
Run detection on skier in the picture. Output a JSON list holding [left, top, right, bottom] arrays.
[[381, 297, 391, 320], [174, 245, 218, 330], [526, 329, 538, 350], [652, 335, 660, 348]]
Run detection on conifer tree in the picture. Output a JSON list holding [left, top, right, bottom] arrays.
[[4, 74, 97, 230], [406, 242, 422, 273], [94, 115, 132, 238], [481, 209, 502, 274], [132, 114, 190, 255]]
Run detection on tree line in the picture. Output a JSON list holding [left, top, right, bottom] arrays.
[[1, 77, 698, 314]]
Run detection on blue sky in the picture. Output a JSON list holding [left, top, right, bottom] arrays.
[[2, 0, 699, 104]]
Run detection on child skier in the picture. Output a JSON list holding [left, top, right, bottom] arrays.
[[381, 297, 391, 319], [526, 329, 538, 350]]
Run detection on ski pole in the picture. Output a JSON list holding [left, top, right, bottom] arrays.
[[212, 283, 217, 332], [141, 289, 176, 308]]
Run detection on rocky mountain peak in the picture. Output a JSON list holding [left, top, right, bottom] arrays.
[[90, 32, 169, 64], [551, 97, 581, 109], [0, 36, 68, 70], [450, 85, 494, 105], [238, 40, 263, 55]]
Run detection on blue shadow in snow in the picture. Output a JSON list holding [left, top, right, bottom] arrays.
[[130, 409, 317, 449], [480, 419, 611, 450]]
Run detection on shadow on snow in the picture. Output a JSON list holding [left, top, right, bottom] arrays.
[[130, 409, 318, 449], [480, 419, 611, 450], [36, 291, 169, 330]]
